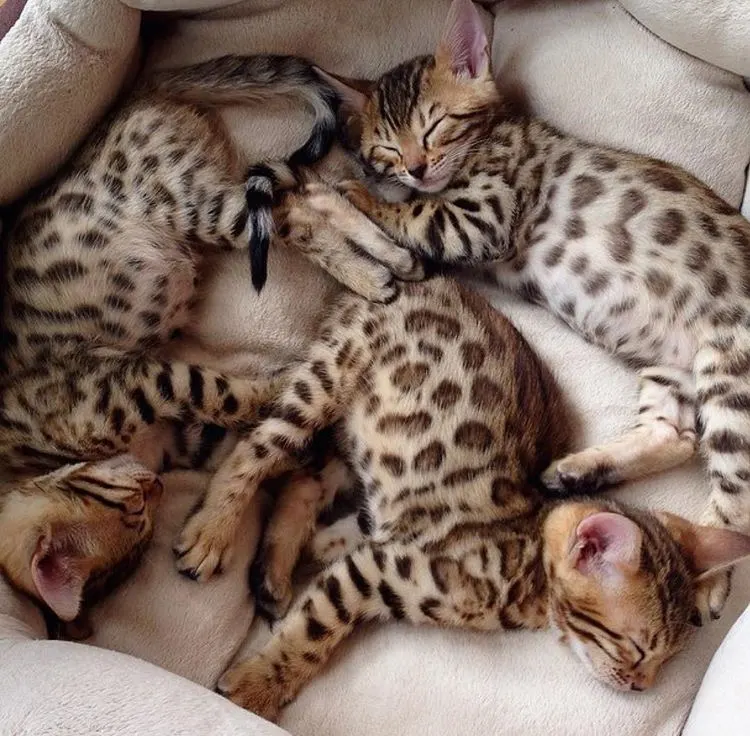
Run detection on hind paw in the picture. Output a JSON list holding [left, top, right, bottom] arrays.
[[218, 657, 285, 722]]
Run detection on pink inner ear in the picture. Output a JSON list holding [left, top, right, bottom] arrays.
[[439, 0, 489, 79], [576, 512, 642, 574], [31, 537, 89, 622]]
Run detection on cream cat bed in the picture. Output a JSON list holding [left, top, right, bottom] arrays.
[[1, 1, 750, 735]]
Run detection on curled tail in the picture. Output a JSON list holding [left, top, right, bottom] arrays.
[[244, 161, 304, 291], [147, 55, 341, 291], [147, 55, 339, 165]]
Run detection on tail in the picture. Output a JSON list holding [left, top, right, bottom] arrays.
[[147, 55, 339, 165], [244, 161, 304, 291], [148, 55, 341, 291]]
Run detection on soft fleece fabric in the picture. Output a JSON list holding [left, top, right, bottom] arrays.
[[1, 1, 750, 735]]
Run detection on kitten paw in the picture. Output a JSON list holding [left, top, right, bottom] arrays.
[[250, 551, 294, 621], [335, 179, 375, 211], [542, 454, 616, 494], [691, 569, 732, 625], [173, 509, 237, 581], [218, 657, 284, 722]]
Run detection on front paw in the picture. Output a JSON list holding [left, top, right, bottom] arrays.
[[691, 569, 732, 625], [335, 179, 375, 212], [542, 452, 616, 494], [250, 551, 294, 622], [173, 508, 238, 582], [218, 657, 285, 722]]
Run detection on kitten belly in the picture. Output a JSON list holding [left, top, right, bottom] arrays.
[[495, 242, 698, 371]]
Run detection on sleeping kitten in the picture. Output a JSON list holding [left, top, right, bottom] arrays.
[[0, 54, 422, 623], [294, 0, 750, 619], [199, 276, 750, 720]]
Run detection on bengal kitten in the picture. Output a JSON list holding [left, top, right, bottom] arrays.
[[289, 0, 750, 618], [203, 277, 750, 720], [0, 455, 161, 625], [0, 54, 423, 621]]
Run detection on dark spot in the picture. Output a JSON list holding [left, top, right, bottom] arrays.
[[707, 270, 729, 298], [390, 361, 430, 393], [565, 216, 586, 240], [570, 254, 589, 275], [431, 380, 462, 410], [652, 209, 686, 245], [642, 166, 686, 192], [584, 271, 611, 296], [404, 309, 460, 340], [395, 556, 413, 580], [706, 430, 749, 453], [553, 152, 573, 176], [454, 421, 494, 451], [571, 175, 604, 209], [697, 213, 720, 239], [377, 411, 432, 435], [607, 223, 633, 263], [413, 441, 446, 472], [685, 241, 711, 272], [381, 454, 406, 477], [645, 269, 673, 297], [619, 189, 647, 220], [590, 152, 618, 172], [470, 375, 504, 409], [544, 243, 565, 268]]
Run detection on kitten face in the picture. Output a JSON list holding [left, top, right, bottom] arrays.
[[1, 455, 161, 621], [320, 0, 498, 193], [543, 503, 695, 691], [355, 56, 499, 193]]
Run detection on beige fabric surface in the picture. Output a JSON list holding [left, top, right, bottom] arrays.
[[0, 0, 141, 204]]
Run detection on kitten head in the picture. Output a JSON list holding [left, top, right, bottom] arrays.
[[317, 0, 498, 193], [543, 500, 750, 691], [0, 454, 161, 623]]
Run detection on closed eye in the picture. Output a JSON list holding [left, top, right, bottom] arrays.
[[422, 116, 447, 148], [630, 639, 646, 667], [373, 144, 401, 156]]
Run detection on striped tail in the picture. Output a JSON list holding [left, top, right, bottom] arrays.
[[244, 161, 305, 290], [147, 55, 341, 291]]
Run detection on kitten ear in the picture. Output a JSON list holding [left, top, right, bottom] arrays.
[[575, 512, 643, 576], [30, 524, 94, 622], [657, 512, 750, 577], [437, 0, 490, 79], [314, 66, 372, 115]]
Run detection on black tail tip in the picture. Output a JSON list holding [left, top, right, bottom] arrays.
[[250, 232, 270, 293]]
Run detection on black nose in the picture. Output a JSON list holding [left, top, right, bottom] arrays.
[[408, 163, 428, 180]]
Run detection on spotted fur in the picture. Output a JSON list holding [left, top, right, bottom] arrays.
[[180, 277, 750, 720], [0, 54, 360, 613], [304, 0, 750, 619]]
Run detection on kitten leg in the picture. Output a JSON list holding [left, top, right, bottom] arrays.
[[253, 454, 358, 619], [276, 181, 424, 302], [3, 356, 278, 472], [251, 472, 326, 620], [329, 179, 510, 264], [543, 367, 697, 492], [691, 335, 750, 621], [305, 513, 364, 566], [218, 544, 502, 720], [174, 298, 372, 581]]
